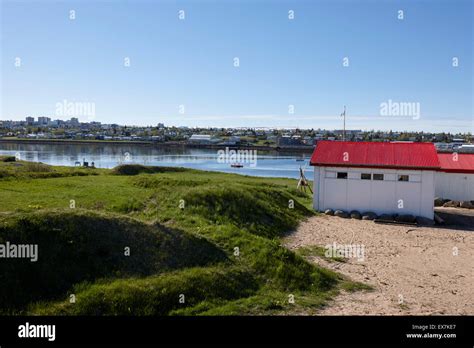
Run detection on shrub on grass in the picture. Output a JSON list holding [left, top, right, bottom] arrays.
[[22, 162, 53, 173], [0, 156, 16, 162], [113, 197, 145, 213], [0, 169, 9, 178]]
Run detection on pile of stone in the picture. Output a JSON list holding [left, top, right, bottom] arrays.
[[334, 210, 349, 218], [361, 212, 377, 220], [324, 209, 373, 220], [435, 197, 474, 209], [324, 208, 434, 225]]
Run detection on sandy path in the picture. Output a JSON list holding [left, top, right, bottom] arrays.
[[282, 214, 474, 315]]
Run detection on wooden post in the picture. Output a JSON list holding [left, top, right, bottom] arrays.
[[297, 166, 313, 194]]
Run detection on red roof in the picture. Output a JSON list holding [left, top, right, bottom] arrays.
[[310, 141, 440, 170], [437, 153, 474, 174]]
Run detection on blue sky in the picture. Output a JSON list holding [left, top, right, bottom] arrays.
[[1, 0, 472, 132]]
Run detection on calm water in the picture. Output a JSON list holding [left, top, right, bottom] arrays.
[[0, 142, 311, 179]]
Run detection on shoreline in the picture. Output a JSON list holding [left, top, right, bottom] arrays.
[[0, 138, 315, 153]]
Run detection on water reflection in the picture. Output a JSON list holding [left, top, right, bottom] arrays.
[[0, 142, 311, 179]]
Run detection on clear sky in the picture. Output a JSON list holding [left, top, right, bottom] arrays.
[[1, 0, 472, 132]]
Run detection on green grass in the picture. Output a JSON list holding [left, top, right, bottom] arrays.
[[0, 161, 366, 315], [28, 265, 257, 316], [0, 157, 105, 180], [340, 281, 373, 293], [0, 210, 226, 312], [296, 245, 347, 263]]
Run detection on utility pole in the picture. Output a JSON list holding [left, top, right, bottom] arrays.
[[340, 106, 346, 141]]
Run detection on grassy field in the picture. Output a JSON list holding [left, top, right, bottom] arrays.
[[0, 156, 366, 315]]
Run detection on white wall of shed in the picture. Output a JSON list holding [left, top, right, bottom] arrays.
[[435, 172, 474, 201], [312, 166, 435, 219]]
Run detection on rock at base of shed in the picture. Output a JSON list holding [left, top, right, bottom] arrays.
[[361, 212, 377, 220], [334, 210, 349, 218], [350, 210, 362, 219], [443, 200, 460, 208], [378, 214, 395, 222], [324, 209, 334, 216], [460, 201, 474, 209]]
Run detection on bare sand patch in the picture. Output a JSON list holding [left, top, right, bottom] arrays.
[[282, 214, 474, 315]]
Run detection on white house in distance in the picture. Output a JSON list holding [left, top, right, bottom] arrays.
[[188, 134, 220, 144], [435, 153, 474, 201], [310, 141, 440, 219]]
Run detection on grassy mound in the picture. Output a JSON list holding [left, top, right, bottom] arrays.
[[185, 184, 312, 238], [0, 210, 226, 312], [29, 265, 257, 315], [0, 160, 101, 179], [132, 175, 211, 188], [112, 164, 188, 176]]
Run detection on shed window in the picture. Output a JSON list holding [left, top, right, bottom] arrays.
[[361, 173, 371, 180], [373, 173, 384, 181], [337, 172, 348, 179], [398, 175, 409, 182]]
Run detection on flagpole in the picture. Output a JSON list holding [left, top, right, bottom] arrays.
[[342, 106, 346, 141]]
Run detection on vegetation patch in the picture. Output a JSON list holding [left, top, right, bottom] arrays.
[[131, 175, 210, 189], [0, 210, 226, 312], [0, 155, 16, 162], [29, 265, 257, 316], [0, 161, 367, 315], [340, 281, 373, 292], [0, 160, 102, 180], [111, 164, 188, 176], [296, 245, 347, 263], [185, 185, 312, 239]]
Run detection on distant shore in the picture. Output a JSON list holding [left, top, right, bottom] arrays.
[[0, 138, 315, 153]]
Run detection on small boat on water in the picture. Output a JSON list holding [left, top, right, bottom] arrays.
[[230, 163, 244, 168], [296, 155, 306, 161]]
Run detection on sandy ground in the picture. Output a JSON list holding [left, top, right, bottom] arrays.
[[282, 209, 474, 315]]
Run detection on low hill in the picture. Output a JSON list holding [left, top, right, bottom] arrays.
[[0, 210, 226, 311]]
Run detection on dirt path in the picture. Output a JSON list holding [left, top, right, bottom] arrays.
[[282, 214, 474, 315]]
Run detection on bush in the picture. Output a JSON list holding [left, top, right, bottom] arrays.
[[0, 169, 9, 178], [0, 156, 16, 162], [22, 162, 53, 173]]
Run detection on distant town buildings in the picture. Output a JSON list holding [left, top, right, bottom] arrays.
[[37, 117, 51, 125], [277, 135, 306, 147], [188, 134, 220, 144], [0, 116, 472, 151], [222, 136, 241, 146]]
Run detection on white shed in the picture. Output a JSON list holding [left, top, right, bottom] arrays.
[[435, 153, 474, 201], [310, 141, 440, 219]]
